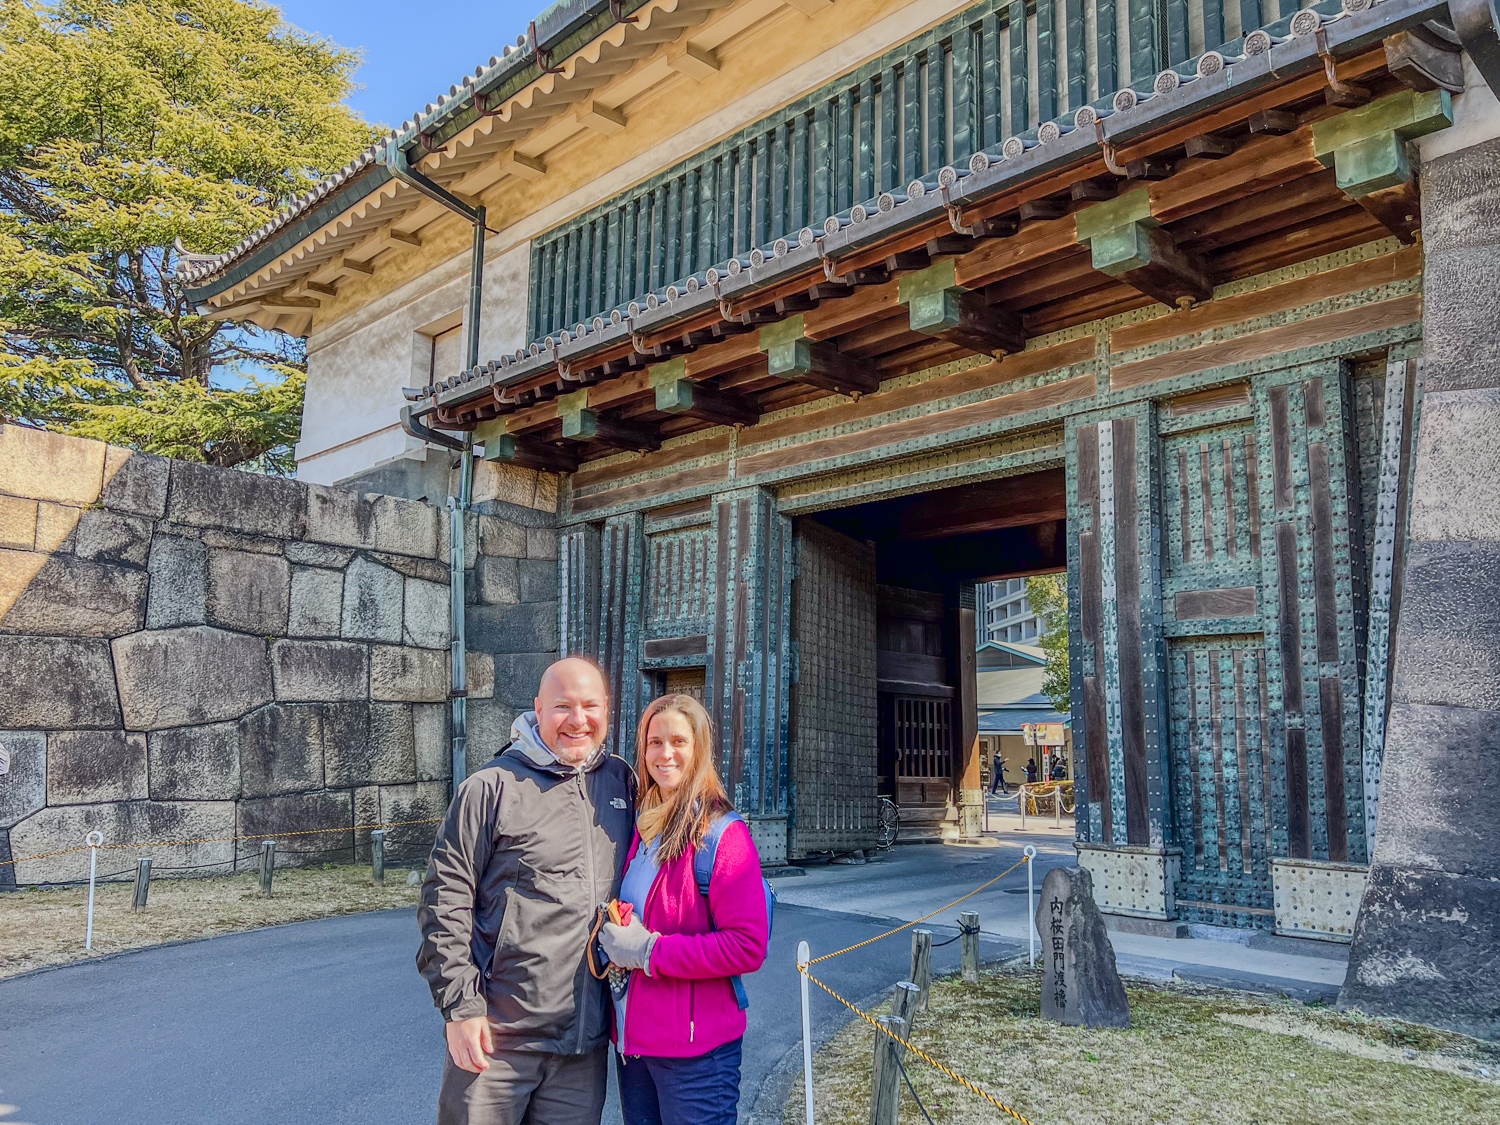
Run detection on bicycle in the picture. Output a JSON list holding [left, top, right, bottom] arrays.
[[876, 795, 900, 850]]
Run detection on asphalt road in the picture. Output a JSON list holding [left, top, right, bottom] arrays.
[[0, 853, 1026, 1125]]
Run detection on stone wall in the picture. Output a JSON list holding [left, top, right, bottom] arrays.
[[0, 426, 558, 886]]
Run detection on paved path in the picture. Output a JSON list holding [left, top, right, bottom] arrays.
[[0, 828, 1346, 1125]]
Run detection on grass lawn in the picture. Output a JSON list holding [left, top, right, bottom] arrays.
[[791, 967, 1500, 1125], [0, 863, 422, 979]]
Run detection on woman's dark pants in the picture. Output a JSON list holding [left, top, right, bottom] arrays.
[[615, 1037, 742, 1125]]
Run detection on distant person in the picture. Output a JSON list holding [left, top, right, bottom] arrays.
[[1026, 758, 1038, 785], [418, 657, 634, 1125], [989, 752, 1009, 794], [602, 694, 769, 1125], [1051, 758, 1067, 782]]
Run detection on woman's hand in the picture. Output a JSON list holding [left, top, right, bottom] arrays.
[[601, 917, 660, 974]]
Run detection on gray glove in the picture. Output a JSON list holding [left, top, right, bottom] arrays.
[[601, 917, 659, 975]]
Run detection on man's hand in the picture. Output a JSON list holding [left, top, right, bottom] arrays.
[[445, 1016, 493, 1073]]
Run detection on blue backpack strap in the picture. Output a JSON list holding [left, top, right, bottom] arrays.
[[694, 812, 751, 1010]]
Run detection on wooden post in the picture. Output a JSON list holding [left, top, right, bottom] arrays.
[[891, 980, 921, 1032], [371, 829, 386, 884], [909, 929, 932, 1014], [259, 840, 275, 898], [132, 857, 152, 911], [961, 910, 981, 984], [869, 1014, 907, 1125]]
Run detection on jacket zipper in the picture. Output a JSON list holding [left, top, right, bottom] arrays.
[[689, 980, 696, 1044], [576, 770, 596, 1056]]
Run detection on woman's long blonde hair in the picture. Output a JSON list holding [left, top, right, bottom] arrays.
[[634, 694, 731, 864]]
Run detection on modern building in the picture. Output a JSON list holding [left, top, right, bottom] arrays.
[[978, 578, 1040, 643], [180, 0, 1500, 1038]]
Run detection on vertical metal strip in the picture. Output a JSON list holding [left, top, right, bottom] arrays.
[[1097, 420, 1128, 844]]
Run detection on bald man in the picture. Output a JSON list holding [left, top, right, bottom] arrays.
[[418, 658, 635, 1125]]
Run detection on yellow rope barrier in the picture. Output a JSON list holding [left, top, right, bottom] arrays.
[[801, 967, 1038, 1125], [0, 817, 445, 868], [807, 855, 1026, 965]]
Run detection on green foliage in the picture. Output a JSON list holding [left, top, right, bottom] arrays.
[[0, 0, 375, 468], [1025, 573, 1071, 714]]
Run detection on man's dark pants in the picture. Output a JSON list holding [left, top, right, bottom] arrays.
[[438, 1043, 607, 1125], [615, 1038, 742, 1125]]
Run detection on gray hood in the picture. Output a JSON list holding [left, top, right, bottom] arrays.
[[509, 710, 612, 774]]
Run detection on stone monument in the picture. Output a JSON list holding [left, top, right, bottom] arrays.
[[1035, 865, 1131, 1028]]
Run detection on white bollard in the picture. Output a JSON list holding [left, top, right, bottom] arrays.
[[1018, 785, 1028, 830], [798, 939, 815, 1125], [1054, 786, 1063, 828], [1024, 844, 1037, 967], [84, 830, 104, 951]]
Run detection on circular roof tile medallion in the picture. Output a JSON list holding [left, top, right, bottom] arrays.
[[706, 266, 721, 285], [824, 215, 843, 236], [1243, 29, 1274, 55], [1341, 0, 1374, 13], [1037, 121, 1062, 144], [646, 292, 660, 310], [1197, 51, 1226, 77], [1289, 8, 1323, 35], [1112, 87, 1139, 113], [937, 165, 959, 189], [773, 237, 791, 257], [851, 203, 869, 223], [559, 330, 572, 344], [544, 336, 557, 351], [499, 355, 510, 369], [878, 191, 898, 212], [750, 247, 766, 267], [686, 276, 701, 294], [726, 258, 742, 276], [611, 308, 624, 325], [629, 301, 642, 316], [907, 179, 926, 199], [970, 151, 992, 174], [1154, 69, 1182, 96], [666, 284, 680, 301], [799, 227, 816, 246], [575, 322, 587, 336], [1002, 135, 1027, 160], [1074, 105, 1099, 129], [529, 342, 541, 356], [593, 316, 607, 331]]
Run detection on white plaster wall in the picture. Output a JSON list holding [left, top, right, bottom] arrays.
[[1418, 53, 1500, 162], [297, 240, 532, 484]]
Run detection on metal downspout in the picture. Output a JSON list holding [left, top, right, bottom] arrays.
[[387, 142, 487, 793]]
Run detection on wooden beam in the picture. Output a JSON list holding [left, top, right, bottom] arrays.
[[651, 361, 759, 426], [666, 41, 720, 80], [899, 260, 1025, 356], [577, 100, 627, 135], [557, 389, 660, 451], [1075, 187, 1212, 306], [760, 315, 881, 396], [897, 469, 1068, 540]]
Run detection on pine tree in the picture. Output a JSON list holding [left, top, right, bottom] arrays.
[[0, 0, 375, 470]]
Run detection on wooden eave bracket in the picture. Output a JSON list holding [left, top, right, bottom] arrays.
[[473, 416, 580, 472], [897, 259, 1025, 356], [649, 357, 760, 426], [758, 314, 880, 396], [557, 388, 661, 450], [1310, 87, 1454, 241], [1074, 185, 1212, 308]]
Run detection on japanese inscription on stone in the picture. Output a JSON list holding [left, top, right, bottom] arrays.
[[1035, 865, 1131, 1028]]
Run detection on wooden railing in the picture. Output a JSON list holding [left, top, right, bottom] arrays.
[[527, 0, 1345, 341]]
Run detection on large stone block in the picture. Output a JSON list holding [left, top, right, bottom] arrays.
[[285, 542, 354, 568], [466, 651, 494, 699], [1341, 864, 1500, 1040], [46, 730, 147, 805], [8, 799, 235, 885], [473, 556, 519, 605], [0, 425, 104, 505], [146, 534, 207, 628], [518, 559, 557, 603], [478, 515, 526, 558], [207, 548, 290, 634], [270, 639, 369, 702], [1375, 703, 1500, 880], [466, 699, 520, 769], [467, 601, 558, 654], [112, 626, 271, 729], [304, 483, 374, 550], [239, 702, 324, 797], [73, 509, 153, 566], [1420, 135, 1500, 254], [288, 566, 344, 637], [1408, 389, 1500, 541], [147, 721, 241, 800], [341, 555, 404, 642], [1421, 246, 1500, 393], [526, 526, 558, 561], [102, 445, 169, 518], [1391, 540, 1500, 711], [404, 577, 450, 649], [413, 704, 449, 781], [1, 550, 147, 637], [370, 494, 440, 558], [320, 700, 369, 761], [0, 636, 121, 728], [471, 461, 539, 510], [377, 781, 449, 853], [373, 551, 450, 584], [488, 653, 555, 709], [327, 702, 416, 786], [33, 501, 81, 553], [0, 731, 46, 828], [236, 790, 353, 864], [370, 645, 448, 702], [165, 459, 303, 539], [0, 494, 37, 550]]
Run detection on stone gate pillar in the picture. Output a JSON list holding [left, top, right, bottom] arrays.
[[1341, 61, 1500, 1040]]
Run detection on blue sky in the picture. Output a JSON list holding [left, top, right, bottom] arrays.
[[276, 0, 544, 129]]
